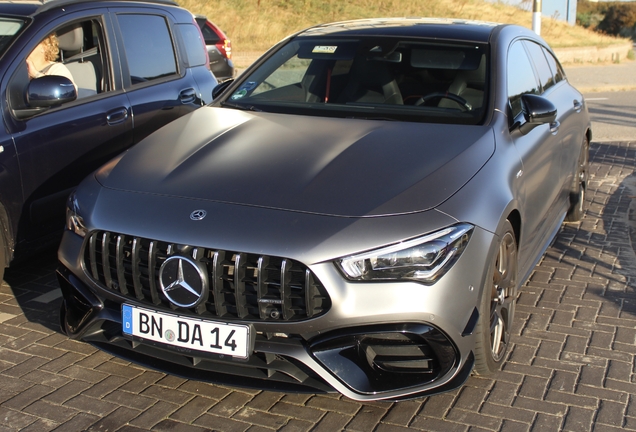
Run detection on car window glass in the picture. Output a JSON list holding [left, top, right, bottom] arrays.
[[7, 19, 107, 116], [177, 23, 206, 67], [0, 17, 26, 56], [542, 47, 565, 84], [199, 21, 220, 45], [226, 38, 488, 125], [251, 55, 311, 96], [507, 41, 539, 119], [523, 40, 554, 92], [117, 14, 177, 84]]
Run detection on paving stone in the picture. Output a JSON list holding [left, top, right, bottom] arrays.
[[309, 411, 353, 432], [562, 406, 596, 431], [341, 404, 388, 431], [194, 413, 251, 432], [51, 412, 100, 431], [85, 406, 140, 431], [596, 399, 627, 427], [513, 396, 567, 416], [82, 375, 128, 398], [119, 371, 165, 393], [63, 394, 119, 416], [234, 407, 288, 429], [129, 400, 178, 428], [382, 400, 421, 426], [245, 391, 283, 411], [409, 416, 469, 432], [104, 389, 158, 411], [277, 418, 314, 432], [170, 395, 217, 423], [2, 384, 54, 410], [42, 380, 92, 404], [151, 419, 210, 432], [532, 413, 564, 430]]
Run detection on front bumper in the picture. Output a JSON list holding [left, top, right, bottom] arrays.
[[57, 220, 494, 401]]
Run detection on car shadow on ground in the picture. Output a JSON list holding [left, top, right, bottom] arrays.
[[2, 248, 62, 333], [542, 141, 636, 320]]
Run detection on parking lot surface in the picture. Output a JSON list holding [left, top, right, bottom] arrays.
[[1, 139, 636, 431]]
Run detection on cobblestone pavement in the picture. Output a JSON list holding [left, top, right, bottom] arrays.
[[1, 140, 636, 431]]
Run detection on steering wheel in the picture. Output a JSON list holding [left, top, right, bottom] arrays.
[[414, 92, 472, 111]]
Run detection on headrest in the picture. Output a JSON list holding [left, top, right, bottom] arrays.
[[57, 24, 83, 52]]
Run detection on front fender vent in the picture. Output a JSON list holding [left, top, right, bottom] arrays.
[[83, 231, 331, 322]]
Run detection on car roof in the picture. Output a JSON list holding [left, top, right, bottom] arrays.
[[296, 18, 501, 43], [0, 2, 40, 17], [0, 0, 179, 17]]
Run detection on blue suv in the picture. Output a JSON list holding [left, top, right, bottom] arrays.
[[0, 0, 217, 279]]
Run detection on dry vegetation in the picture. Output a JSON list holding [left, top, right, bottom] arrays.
[[179, 0, 627, 59]]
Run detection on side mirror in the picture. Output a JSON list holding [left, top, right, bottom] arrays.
[[212, 79, 234, 100], [518, 94, 557, 135], [27, 75, 77, 108]]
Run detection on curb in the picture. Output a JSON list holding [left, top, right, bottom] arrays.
[[553, 42, 633, 64]]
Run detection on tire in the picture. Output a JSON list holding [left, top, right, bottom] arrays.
[[565, 136, 589, 222], [473, 220, 517, 375]]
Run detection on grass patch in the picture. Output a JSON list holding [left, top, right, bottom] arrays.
[[179, 0, 628, 54]]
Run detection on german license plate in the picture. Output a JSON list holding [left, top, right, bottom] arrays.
[[122, 304, 251, 359]]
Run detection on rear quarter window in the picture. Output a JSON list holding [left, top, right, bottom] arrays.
[[177, 23, 207, 67], [117, 14, 177, 84]]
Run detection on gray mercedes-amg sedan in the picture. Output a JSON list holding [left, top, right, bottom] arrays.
[[57, 18, 591, 401]]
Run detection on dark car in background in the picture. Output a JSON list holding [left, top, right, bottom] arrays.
[[196, 15, 234, 81], [0, 0, 217, 281], [58, 18, 591, 401]]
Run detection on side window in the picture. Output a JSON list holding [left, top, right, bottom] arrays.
[[177, 23, 206, 68], [507, 41, 539, 119], [199, 22, 220, 45], [117, 14, 177, 84], [542, 47, 565, 85], [523, 41, 555, 92], [7, 19, 107, 116]]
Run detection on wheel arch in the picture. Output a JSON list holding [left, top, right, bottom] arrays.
[[506, 209, 521, 251]]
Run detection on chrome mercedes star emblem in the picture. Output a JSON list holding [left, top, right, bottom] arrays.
[[159, 256, 208, 308], [190, 209, 207, 221]]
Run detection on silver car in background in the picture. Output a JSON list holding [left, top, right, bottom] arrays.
[[57, 18, 591, 401]]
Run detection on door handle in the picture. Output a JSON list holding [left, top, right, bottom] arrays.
[[573, 99, 583, 112], [550, 120, 560, 135], [106, 108, 129, 125], [180, 88, 197, 104]]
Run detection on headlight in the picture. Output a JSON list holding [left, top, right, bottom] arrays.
[[336, 223, 473, 284], [66, 192, 87, 238]]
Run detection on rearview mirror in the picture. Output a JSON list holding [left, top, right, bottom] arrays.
[[27, 75, 77, 108], [519, 94, 557, 135], [212, 79, 234, 99]]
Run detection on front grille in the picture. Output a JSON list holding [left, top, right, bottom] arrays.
[[83, 231, 331, 322]]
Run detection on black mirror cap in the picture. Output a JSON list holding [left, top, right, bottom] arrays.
[[519, 94, 557, 135], [27, 75, 77, 108], [212, 78, 234, 100]]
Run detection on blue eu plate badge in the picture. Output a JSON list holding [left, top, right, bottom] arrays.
[[122, 304, 133, 335]]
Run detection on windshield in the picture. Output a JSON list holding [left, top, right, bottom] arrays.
[[0, 17, 26, 57], [224, 37, 489, 124]]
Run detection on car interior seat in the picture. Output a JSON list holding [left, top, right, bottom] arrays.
[[438, 54, 486, 110], [337, 57, 403, 105], [57, 23, 100, 98]]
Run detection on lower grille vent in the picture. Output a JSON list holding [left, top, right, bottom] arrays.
[[83, 231, 331, 322]]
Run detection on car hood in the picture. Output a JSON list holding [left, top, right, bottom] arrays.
[[98, 107, 495, 217]]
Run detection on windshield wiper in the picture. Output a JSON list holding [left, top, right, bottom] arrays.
[[221, 101, 262, 112]]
